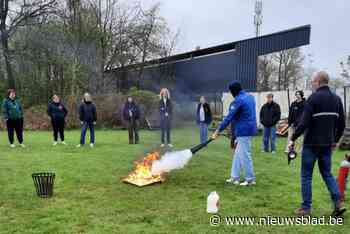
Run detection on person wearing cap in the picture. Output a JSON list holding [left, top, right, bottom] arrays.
[[212, 81, 257, 186], [123, 96, 140, 144], [285, 90, 306, 153], [259, 93, 281, 154], [289, 71, 346, 217]]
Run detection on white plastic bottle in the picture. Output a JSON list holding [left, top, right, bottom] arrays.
[[207, 191, 220, 213]]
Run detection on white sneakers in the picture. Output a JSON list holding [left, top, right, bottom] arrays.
[[239, 181, 256, 186], [53, 141, 58, 146], [226, 178, 256, 186], [76, 144, 94, 148], [10, 144, 25, 148], [160, 144, 165, 147], [161, 144, 173, 147], [61, 141, 67, 145], [226, 178, 240, 185]]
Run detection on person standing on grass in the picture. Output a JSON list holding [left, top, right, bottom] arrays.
[[159, 88, 173, 148], [123, 96, 140, 144], [196, 96, 212, 144], [2, 89, 25, 148], [212, 81, 257, 186], [289, 71, 346, 217], [284, 90, 305, 153], [77, 93, 97, 148], [47, 94, 68, 146], [259, 93, 281, 154]]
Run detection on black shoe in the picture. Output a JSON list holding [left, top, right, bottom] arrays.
[[331, 208, 347, 217]]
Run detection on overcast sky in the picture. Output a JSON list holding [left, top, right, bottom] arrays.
[[142, 0, 350, 77]]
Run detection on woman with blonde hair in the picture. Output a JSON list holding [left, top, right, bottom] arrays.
[[77, 93, 97, 148], [159, 88, 173, 147]]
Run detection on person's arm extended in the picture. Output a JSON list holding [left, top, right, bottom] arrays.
[[218, 99, 241, 132], [335, 98, 345, 143], [291, 100, 313, 141]]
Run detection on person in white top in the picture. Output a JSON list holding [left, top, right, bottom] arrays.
[[196, 96, 212, 144]]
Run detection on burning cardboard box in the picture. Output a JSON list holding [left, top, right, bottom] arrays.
[[122, 151, 166, 187], [123, 139, 214, 187]]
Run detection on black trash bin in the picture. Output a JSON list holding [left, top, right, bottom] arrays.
[[32, 172, 56, 198]]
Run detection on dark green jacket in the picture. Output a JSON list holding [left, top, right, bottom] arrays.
[[2, 98, 24, 120]]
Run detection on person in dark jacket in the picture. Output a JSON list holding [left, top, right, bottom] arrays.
[[212, 81, 257, 186], [48, 95, 68, 146], [77, 93, 97, 148], [289, 71, 346, 217], [159, 88, 173, 147], [260, 93, 281, 153], [2, 89, 25, 148], [285, 90, 306, 152], [123, 96, 140, 144], [197, 96, 212, 144]]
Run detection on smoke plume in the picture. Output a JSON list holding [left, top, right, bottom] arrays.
[[151, 150, 193, 175]]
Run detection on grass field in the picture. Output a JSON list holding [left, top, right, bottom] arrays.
[[0, 127, 349, 233]]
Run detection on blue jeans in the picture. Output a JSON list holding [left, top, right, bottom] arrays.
[[231, 137, 255, 182], [301, 147, 340, 210], [199, 123, 208, 144], [80, 122, 95, 145], [263, 126, 276, 152]]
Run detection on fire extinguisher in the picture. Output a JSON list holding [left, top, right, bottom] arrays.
[[337, 155, 350, 203]]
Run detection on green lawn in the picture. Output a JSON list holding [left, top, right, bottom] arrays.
[[0, 128, 348, 233]]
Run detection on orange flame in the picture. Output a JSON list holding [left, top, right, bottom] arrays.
[[123, 151, 165, 187]]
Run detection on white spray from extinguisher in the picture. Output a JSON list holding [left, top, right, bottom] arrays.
[[207, 191, 220, 214]]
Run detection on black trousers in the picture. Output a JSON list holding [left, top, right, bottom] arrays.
[[160, 117, 171, 144], [6, 118, 24, 144], [127, 120, 139, 144], [51, 118, 65, 141]]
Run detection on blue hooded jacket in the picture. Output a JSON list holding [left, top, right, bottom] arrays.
[[218, 90, 257, 137]]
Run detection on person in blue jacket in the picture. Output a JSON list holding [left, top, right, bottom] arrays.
[[212, 81, 257, 186]]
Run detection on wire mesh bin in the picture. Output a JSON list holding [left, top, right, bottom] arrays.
[[32, 172, 56, 198]]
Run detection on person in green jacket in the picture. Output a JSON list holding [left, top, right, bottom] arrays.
[[2, 89, 25, 148]]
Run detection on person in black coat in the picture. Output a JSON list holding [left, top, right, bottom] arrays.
[[159, 88, 173, 147], [77, 93, 97, 148], [260, 93, 281, 153], [285, 90, 305, 152], [47, 94, 68, 145], [123, 96, 140, 144], [289, 71, 346, 217], [196, 96, 212, 143]]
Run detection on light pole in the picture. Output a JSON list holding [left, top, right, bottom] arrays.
[[254, 0, 263, 37]]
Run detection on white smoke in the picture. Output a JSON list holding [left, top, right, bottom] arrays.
[[151, 149, 193, 175]]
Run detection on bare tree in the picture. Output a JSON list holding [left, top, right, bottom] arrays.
[[0, 0, 57, 89]]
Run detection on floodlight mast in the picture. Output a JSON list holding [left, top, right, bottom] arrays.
[[254, 0, 263, 37]]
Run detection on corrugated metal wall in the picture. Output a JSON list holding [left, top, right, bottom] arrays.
[[109, 25, 311, 99]]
